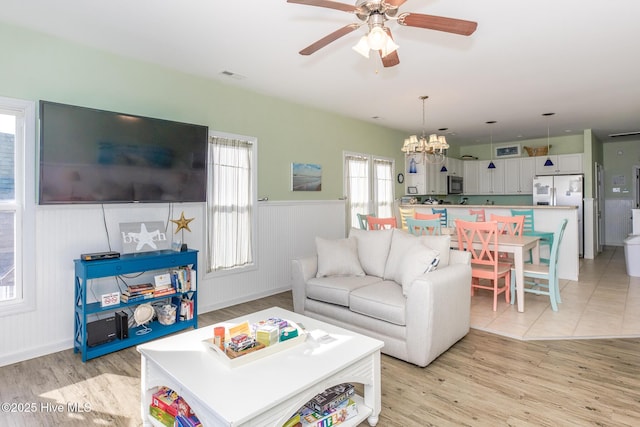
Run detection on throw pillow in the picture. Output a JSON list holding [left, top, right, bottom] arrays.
[[384, 229, 420, 283], [399, 245, 440, 296], [315, 236, 365, 278], [348, 227, 393, 277], [418, 234, 451, 267]]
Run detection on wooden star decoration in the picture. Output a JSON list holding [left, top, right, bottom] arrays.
[[170, 211, 194, 234]]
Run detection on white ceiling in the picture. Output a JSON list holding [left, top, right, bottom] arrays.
[[3, 0, 640, 147]]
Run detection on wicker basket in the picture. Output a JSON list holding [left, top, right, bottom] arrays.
[[523, 145, 551, 157]]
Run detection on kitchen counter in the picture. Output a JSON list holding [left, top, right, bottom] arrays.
[[401, 204, 577, 210], [398, 204, 579, 281]]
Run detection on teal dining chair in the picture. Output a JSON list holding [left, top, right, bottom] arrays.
[[447, 213, 477, 228], [406, 218, 442, 236], [510, 208, 554, 263], [357, 213, 375, 230], [510, 219, 568, 311], [432, 207, 448, 227]]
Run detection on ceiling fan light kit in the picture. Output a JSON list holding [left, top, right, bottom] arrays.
[[288, 0, 477, 67]]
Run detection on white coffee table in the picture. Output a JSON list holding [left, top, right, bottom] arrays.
[[138, 307, 384, 426]]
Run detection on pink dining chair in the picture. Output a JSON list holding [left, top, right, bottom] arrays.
[[490, 214, 525, 260], [414, 212, 441, 221], [469, 209, 486, 222], [455, 219, 512, 311], [367, 216, 397, 230]]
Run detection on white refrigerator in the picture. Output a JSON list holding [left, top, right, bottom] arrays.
[[532, 174, 584, 257]]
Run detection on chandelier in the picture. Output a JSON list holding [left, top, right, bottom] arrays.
[[401, 96, 449, 164]]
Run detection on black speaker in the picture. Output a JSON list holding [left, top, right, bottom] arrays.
[[86, 317, 116, 347], [115, 311, 129, 339]]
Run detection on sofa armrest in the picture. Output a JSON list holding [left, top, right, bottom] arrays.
[[405, 262, 472, 367], [291, 256, 318, 313], [449, 249, 471, 265]]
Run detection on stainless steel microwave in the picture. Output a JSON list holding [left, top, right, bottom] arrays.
[[447, 175, 464, 194]]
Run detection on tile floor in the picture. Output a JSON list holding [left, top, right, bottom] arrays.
[[470, 245, 640, 340]]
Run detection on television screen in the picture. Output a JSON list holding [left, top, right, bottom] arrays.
[[38, 101, 208, 204]]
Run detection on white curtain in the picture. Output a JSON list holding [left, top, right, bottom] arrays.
[[373, 158, 394, 218], [207, 136, 253, 272], [344, 154, 370, 229]]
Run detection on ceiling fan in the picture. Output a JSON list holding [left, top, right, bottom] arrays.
[[288, 0, 478, 67]]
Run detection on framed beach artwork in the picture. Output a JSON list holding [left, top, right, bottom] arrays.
[[291, 163, 322, 191]]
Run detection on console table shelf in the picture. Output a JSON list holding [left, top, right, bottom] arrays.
[[74, 249, 198, 362]]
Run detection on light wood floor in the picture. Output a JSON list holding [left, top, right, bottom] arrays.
[[1, 249, 639, 426]]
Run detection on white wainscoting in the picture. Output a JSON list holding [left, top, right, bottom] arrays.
[[0, 200, 345, 367], [604, 198, 634, 246]]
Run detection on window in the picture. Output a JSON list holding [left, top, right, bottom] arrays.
[[207, 132, 257, 273], [344, 152, 395, 229], [0, 97, 35, 316]]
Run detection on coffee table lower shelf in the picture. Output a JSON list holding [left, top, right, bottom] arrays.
[[147, 394, 373, 427]]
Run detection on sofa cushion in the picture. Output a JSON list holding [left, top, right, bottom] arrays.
[[315, 236, 365, 278], [399, 245, 440, 296], [349, 280, 406, 326], [306, 275, 383, 307], [348, 227, 393, 277]]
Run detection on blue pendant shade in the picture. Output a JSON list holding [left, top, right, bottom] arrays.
[[544, 157, 554, 166], [440, 165, 448, 172], [488, 161, 496, 169]]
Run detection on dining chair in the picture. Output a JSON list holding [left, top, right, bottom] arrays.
[[398, 207, 416, 230], [510, 219, 568, 311], [469, 208, 486, 222], [415, 212, 441, 221], [406, 218, 442, 236], [490, 214, 524, 237], [357, 213, 375, 230], [510, 209, 554, 263], [447, 213, 477, 228], [456, 219, 512, 311], [367, 216, 397, 230], [432, 208, 448, 227], [490, 214, 525, 260]]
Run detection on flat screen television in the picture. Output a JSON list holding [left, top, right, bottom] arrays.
[[38, 101, 208, 204]]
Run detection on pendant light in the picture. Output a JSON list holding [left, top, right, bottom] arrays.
[[542, 113, 555, 166], [486, 121, 497, 169]]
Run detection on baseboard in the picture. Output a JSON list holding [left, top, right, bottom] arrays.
[[0, 338, 73, 368], [198, 286, 291, 315]]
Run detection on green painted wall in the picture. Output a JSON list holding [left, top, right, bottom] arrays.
[[0, 22, 407, 201], [457, 134, 584, 160]]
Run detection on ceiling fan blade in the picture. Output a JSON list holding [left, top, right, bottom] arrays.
[[287, 0, 358, 13], [299, 23, 360, 55], [397, 12, 478, 36], [380, 28, 400, 68]]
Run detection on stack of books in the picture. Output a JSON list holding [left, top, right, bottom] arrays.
[[180, 298, 194, 321], [171, 266, 194, 293], [149, 386, 201, 427], [284, 383, 357, 427], [120, 283, 155, 303]]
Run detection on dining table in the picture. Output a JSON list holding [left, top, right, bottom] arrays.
[[449, 232, 541, 312]]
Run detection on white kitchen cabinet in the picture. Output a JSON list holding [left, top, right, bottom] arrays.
[[478, 159, 505, 194], [504, 157, 535, 194], [535, 153, 583, 175], [463, 161, 480, 195]]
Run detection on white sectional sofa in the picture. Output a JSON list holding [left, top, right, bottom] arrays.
[[291, 227, 472, 367]]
